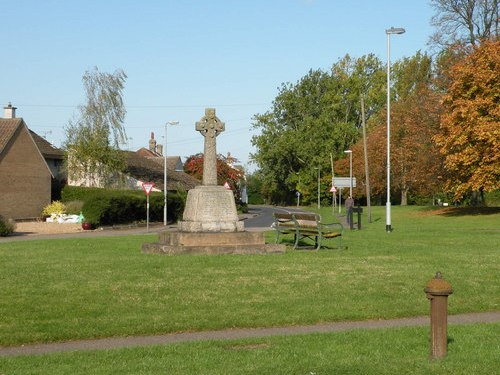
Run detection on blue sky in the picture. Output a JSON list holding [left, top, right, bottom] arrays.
[[1, 0, 435, 171]]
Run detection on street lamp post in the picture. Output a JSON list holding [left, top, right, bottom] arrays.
[[296, 172, 300, 207], [385, 26, 405, 233], [164, 121, 179, 226], [315, 167, 321, 209], [344, 150, 353, 197]]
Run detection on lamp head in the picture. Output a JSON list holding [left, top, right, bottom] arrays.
[[344, 150, 352, 154], [166, 121, 179, 126], [386, 27, 405, 35]]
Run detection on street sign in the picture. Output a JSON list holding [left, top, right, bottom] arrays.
[[142, 182, 155, 232], [330, 186, 337, 193], [142, 182, 155, 195], [332, 177, 356, 188]]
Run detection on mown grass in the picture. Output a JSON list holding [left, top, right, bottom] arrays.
[[1, 324, 498, 374], [0, 206, 498, 347]]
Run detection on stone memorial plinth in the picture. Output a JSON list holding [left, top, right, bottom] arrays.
[[142, 108, 285, 255], [179, 185, 244, 232], [142, 231, 285, 255]]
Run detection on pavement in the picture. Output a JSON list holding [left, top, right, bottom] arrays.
[[1, 311, 498, 357]]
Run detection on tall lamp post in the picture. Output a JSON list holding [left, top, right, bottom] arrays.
[[385, 26, 405, 233], [164, 120, 179, 226], [315, 167, 320, 209], [296, 172, 301, 207], [344, 150, 353, 197]]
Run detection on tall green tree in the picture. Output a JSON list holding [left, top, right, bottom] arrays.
[[64, 67, 127, 187], [251, 55, 386, 204]]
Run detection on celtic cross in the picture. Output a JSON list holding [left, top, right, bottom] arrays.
[[195, 108, 225, 186]]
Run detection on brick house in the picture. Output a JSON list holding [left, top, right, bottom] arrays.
[[0, 104, 52, 219], [30, 130, 66, 199]]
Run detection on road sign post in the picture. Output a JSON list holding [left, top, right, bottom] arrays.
[[330, 185, 337, 214], [142, 182, 155, 232]]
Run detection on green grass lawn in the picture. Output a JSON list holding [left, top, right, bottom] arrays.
[[0, 206, 498, 348], [1, 324, 499, 374]]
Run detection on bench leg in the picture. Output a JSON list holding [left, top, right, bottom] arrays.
[[293, 231, 300, 250], [316, 235, 321, 250]]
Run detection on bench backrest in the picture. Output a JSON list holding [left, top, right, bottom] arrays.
[[273, 213, 295, 229], [292, 213, 320, 222], [292, 213, 320, 229], [273, 213, 294, 220]]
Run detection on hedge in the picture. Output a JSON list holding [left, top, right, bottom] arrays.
[[61, 186, 185, 226]]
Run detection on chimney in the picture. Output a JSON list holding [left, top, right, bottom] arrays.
[[156, 144, 163, 156], [149, 131, 156, 152], [4, 102, 17, 118]]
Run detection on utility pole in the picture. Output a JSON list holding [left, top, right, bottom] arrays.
[[361, 96, 372, 223]]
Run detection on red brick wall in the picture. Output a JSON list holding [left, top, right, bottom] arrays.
[[0, 126, 51, 220]]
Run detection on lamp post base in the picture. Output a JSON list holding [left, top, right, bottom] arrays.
[[386, 224, 392, 232]]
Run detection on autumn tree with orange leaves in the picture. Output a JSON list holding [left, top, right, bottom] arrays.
[[434, 40, 500, 203]]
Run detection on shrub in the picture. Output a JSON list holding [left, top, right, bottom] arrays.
[[0, 215, 16, 237], [64, 200, 85, 214], [81, 197, 114, 226], [237, 202, 248, 213], [41, 201, 67, 217], [64, 186, 185, 226]]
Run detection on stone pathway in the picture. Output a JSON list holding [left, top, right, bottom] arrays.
[[1, 311, 498, 357]]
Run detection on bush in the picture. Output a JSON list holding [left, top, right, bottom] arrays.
[[149, 193, 185, 222], [0, 215, 16, 237], [64, 200, 85, 214], [237, 202, 249, 213], [41, 201, 67, 217], [63, 186, 185, 226], [485, 190, 500, 207]]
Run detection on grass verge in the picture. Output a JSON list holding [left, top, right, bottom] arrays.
[[0, 323, 498, 374], [0, 206, 498, 347]]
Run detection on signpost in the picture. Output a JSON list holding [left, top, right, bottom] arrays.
[[330, 185, 337, 214], [333, 177, 356, 214], [332, 177, 356, 188], [142, 182, 155, 232]]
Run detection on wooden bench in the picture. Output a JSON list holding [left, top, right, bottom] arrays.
[[273, 212, 344, 250]]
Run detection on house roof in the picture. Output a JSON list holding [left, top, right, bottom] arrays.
[[0, 118, 23, 156], [1, 119, 65, 161], [0, 118, 53, 177], [124, 151, 200, 191], [136, 147, 161, 158], [29, 130, 65, 159]]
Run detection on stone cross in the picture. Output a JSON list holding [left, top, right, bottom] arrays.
[[195, 108, 225, 186]]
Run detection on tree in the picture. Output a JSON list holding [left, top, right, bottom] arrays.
[[434, 40, 500, 202], [335, 52, 445, 205], [64, 67, 128, 187], [251, 55, 386, 204], [184, 153, 245, 199], [430, 0, 499, 48]]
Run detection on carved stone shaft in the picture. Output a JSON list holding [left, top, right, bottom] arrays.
[[195, 108, 225, 186]]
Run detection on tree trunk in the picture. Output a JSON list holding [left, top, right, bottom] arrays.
[[401, 188, 408, 206]]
